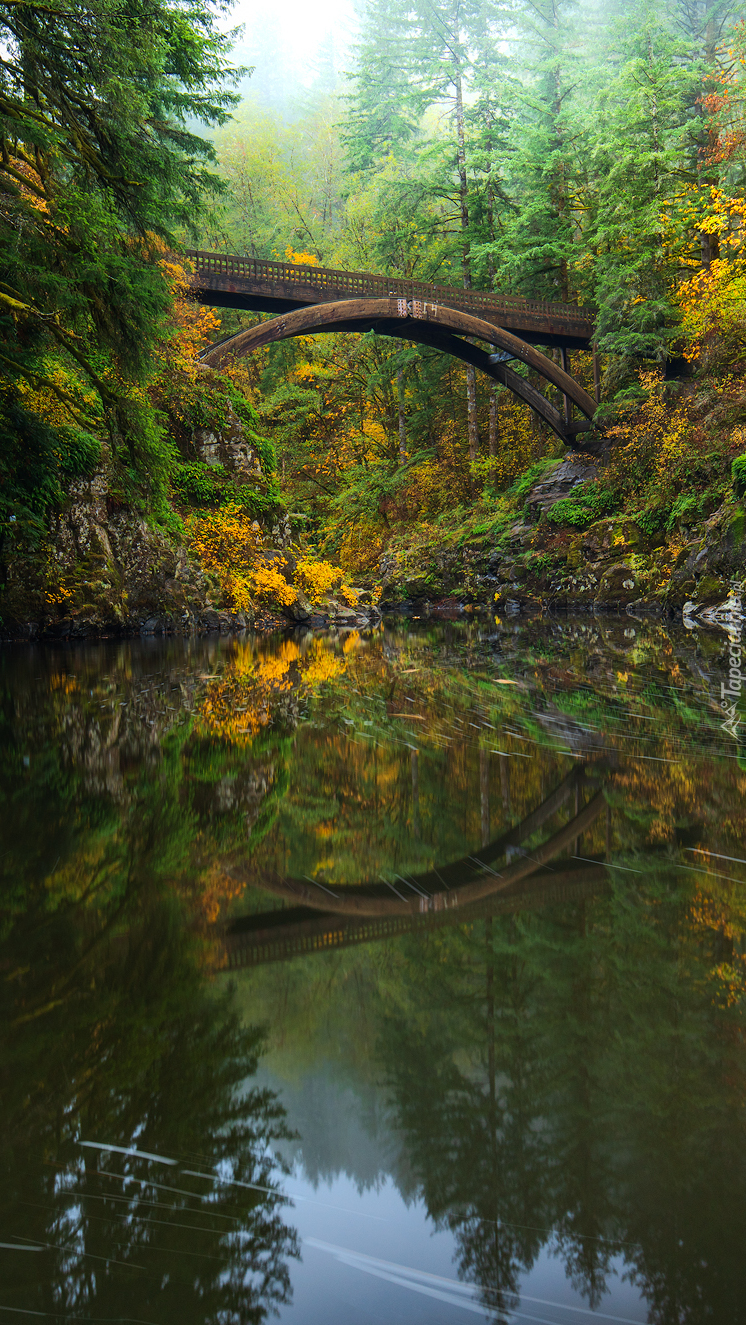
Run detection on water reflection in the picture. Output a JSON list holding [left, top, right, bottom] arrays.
[[0, 639, 300, 1320], [2, 620, 746, 1322], [376, 861, 746, 1322]]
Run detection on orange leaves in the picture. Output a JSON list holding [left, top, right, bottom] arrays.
[[184, 504, 274, 613], [192, 635, 348, 751], [195, 642, 296, 746], [678, 259, 746, 364], [302, 639, 346, 687], [251, 561, 298, 608], [184, 504, 351, 615], [283, 245, 320, 266]]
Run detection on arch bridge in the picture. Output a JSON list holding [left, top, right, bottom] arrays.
[[189, 250, 600, 448]]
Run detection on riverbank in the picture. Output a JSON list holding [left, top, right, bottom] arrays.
[[375, 451, 746, 626], [370, 372, 746, 627], [4, 368, 745, 642]]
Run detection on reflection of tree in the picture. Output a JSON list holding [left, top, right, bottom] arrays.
[[377, 867, 746, 1323], [1, 872, 299, 1322], [0, 642, 297, 935]]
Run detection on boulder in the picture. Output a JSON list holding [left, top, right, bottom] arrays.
[[581, 518, 650, 564], [286, 590, 313, 622], [192, 400, 264, 482], [526, 457, 600, 516], [595, 562, 642, 607]]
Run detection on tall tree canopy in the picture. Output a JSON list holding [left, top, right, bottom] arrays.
[[0, 0, 240, 534]]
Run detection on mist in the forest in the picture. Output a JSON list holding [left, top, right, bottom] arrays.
[[228, 0, 357, 111]]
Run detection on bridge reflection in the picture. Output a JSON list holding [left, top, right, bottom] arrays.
[[222, 763, 614, 969]]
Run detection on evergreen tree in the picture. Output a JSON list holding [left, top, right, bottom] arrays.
[[0, 0, 240, 530], [342, 0, 418, 174], [582, 0, 699, 374]]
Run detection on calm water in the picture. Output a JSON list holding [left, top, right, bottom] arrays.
[[2, 617, 746, 1324]]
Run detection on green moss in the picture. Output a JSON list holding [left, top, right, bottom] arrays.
[[544, 482, 619, 529], [729, 506, 746, 544], [696, 574, 726, 603], [732, 454, 746, 497]]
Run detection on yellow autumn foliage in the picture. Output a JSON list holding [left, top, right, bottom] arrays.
[[676, 188, 746, 366], [185, 505, 352, 614], [295, 555, 359, 605]]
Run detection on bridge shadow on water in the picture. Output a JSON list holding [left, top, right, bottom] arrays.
[[222, 762, 615, 969]]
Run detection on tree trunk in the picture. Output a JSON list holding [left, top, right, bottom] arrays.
[[397, 366, 406, 464], [697, 0, 721, 270], [466, 365, 479, 462], [455, 60, 480, 461], [488, 389, 498, 457]]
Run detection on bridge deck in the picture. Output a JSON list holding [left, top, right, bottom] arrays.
[[188, 250, 595, 350]]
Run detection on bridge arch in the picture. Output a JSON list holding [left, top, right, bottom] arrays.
[[200, 298, 598, 447]]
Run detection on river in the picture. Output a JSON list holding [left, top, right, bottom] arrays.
[[2, 615, 745, 1324]]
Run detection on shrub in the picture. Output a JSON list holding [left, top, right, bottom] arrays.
[[185, 504, 295, 612], [173, 461, 227, 505], [544, 482, 619, 529]]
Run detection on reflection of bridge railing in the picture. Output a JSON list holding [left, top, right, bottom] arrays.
[[222, 862, 609, 969], [188, 250, 595, 348], [221, 763, 614, 969]]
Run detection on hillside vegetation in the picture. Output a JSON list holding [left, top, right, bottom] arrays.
[[2, 0, 746, 632]]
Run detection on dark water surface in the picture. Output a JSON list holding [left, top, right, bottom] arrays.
[[2, 617, 746, 1324]]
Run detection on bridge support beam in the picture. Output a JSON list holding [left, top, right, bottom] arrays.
[[200, 297, 599, 448], [380, 321, 593, 447]]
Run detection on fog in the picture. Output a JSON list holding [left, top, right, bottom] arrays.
[[227, 0, 358, 108]]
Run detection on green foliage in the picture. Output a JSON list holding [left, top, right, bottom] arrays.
[[667, 491, 703, 530], [545, 482, 620, 529], [0, 397, 100, 537], [172, 459, 285, 520], [635, 506, 670, 538], [174, 461, 228, 505], [733, 454, 746, 498], [224, 384, 277, 474], [54, 426, 102, 478], [0, 0, 241, 525]]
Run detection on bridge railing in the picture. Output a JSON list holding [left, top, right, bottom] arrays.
[[187, 249, 595, 327]]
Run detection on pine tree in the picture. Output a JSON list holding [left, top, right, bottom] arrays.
[[342, 0, 419, 174]]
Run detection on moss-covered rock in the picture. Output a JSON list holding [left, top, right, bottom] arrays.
[[595, 561, 643, 607], [582, 518, 651, 564]]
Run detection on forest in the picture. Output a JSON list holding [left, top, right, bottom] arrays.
[[2, 0, 746, 632]]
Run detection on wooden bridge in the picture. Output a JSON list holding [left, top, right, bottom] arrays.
[[220, 763, 613, 969], [189, 250, 600, 448]]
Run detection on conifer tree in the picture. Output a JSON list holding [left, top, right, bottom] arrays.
[[342, 0, 418, 174], [582, 0, 698, 373], [0, 0, 240, 528]]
